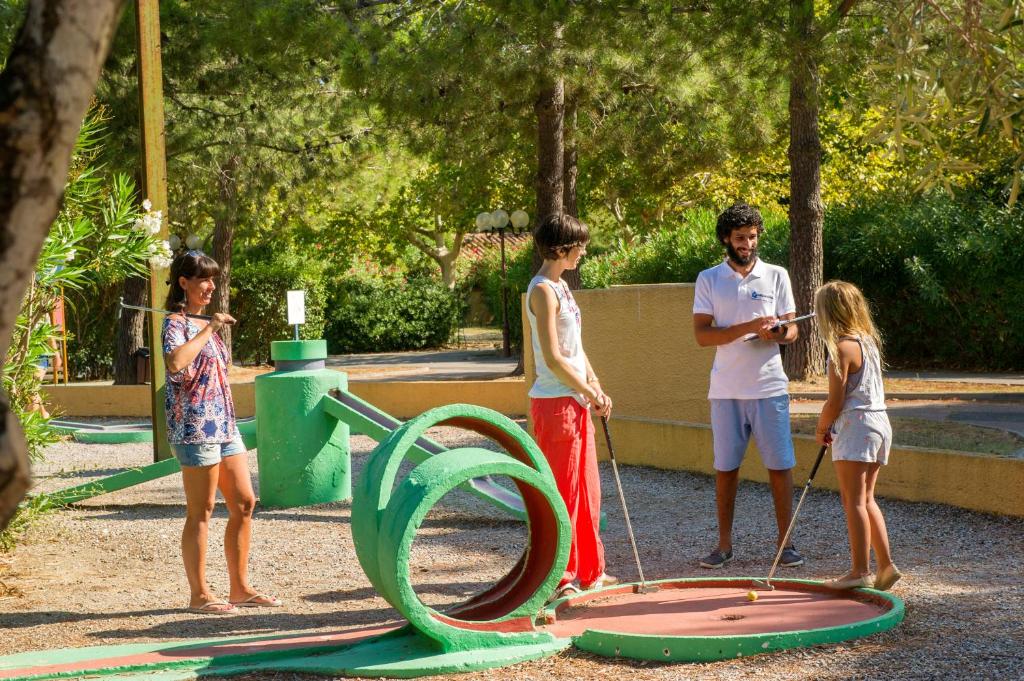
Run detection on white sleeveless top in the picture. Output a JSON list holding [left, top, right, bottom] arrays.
[[840, 335, 887, 412], [526, 275, 587, 401]]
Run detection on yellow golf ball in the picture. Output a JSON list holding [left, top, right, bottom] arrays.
[[746, 590, 759, 602]]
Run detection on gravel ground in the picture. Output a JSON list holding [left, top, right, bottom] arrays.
[[1, 425, 1022, 680]]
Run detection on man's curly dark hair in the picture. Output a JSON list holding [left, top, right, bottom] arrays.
[[715, 203, 764, 244]]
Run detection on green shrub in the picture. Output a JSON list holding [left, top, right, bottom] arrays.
[[581, 208, 790, 288], [324, 275, 463, 353], [230, 251, 328, 365], [479, 245, 535, 352], [824, 194, 1024, 369]]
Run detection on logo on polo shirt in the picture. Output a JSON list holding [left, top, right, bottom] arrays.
[[751, 290, 775, 302]]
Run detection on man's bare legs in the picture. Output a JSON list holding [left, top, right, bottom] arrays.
[[716, 467, 795, 553], [715, 468, 739, 552], [767, 468, 795, 548]]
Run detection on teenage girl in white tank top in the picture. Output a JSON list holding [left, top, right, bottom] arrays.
[[814, 281, 901, 593], [526, 274, 588, 402], [528, 214, 616, 596]]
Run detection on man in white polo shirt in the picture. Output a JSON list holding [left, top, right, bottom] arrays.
[[692, 202, 803, 570]]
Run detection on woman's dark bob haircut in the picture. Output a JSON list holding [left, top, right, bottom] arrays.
[[533, 213, 591, 261], [164, 250, 220, 312]]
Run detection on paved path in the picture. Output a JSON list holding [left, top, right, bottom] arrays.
[[886, 370, 1024, 386], [791, 398, 1024, 446], [326, 349, 519, 381]]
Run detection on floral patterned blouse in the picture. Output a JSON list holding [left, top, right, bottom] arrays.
[[162, 316, 236, 444]]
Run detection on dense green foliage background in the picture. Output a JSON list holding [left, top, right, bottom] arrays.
[[5, 0, 1022, 373]]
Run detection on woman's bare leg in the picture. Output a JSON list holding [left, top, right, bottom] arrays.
[[217, 452, 259, 602], [181, 463, 223, 608]]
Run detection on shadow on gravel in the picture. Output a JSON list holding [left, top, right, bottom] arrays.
[[83, 606, 399, 640], [304, 578, 506, 604], [43, 467, 146, 480], [79, 506, 354, 524]]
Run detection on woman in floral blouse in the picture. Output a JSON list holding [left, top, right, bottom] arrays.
[[162, 250, 279, 614]]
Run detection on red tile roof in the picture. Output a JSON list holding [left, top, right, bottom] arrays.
[[461, 232, 532, 259]]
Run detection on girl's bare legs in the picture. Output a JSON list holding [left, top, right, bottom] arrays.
[[217, 452, 260, 603], [181, 463, 229, 609], [833, 461, 872, 580], [864, 463, 894, 572]]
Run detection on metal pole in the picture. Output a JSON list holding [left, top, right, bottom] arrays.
[[499, 227, 511, 358], [136, 0, 172, 462]]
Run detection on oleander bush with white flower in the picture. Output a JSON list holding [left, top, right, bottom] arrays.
[[4, 108, 162, 459]]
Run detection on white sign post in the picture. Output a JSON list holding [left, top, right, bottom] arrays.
[[286, 290, 306, 340]]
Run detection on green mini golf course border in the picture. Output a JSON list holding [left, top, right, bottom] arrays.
[[545, 577, 904, 663]]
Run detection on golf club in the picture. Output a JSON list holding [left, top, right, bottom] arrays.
[[751, 443, 829, 591], [743, 311, 816, 342], [118, 297, 212, 321], [599, 415, 659, 594]]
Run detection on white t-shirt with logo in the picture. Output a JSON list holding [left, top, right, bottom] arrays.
[[693, 258, 796, 400]]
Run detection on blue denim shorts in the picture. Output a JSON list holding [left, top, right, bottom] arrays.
[[170, 428, 246, 468], [710, 396, 796, 472]]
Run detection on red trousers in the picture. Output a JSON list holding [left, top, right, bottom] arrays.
[[530, 396, 605, 588]]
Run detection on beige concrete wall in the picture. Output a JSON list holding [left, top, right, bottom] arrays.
[[523, 283, 715, 424], [602, 416, 1024, 518], [521, 282, 1024, 518], [41, 378, 526, 420]]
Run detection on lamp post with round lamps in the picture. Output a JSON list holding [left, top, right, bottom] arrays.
[[476, 208, 529, 357]]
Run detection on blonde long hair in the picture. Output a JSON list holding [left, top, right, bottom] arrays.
[[814, 280, 884, 375]]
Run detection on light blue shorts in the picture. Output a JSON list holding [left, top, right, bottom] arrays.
[[710, 396, 796, 472], [170, 428, 246, 468]]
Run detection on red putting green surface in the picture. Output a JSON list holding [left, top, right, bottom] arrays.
[[548, 582, 888, 637], [541, 578, 903, 663]]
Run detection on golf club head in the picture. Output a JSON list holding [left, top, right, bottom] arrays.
[[750, 580, 775, 591]]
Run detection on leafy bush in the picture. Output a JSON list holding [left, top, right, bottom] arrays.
[[3, 108, 160, 548], [581, 208, 790, 288], [4, 110, 159, 446], [477, 244, 535, 352], [324, 275, 463, 353], [230, 251, 328, 365], [824, 194, 1024, 369]]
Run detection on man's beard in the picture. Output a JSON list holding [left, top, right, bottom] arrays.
[[726, 243, 757, 266]]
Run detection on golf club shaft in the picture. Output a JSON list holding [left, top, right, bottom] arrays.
[[764, 444, 829, 586], [119, 298, 211, 321], [743, 312, 816, 342], [601, 416, 647, 587]]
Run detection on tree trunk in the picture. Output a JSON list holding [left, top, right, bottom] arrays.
[[113, 275, 147, 384], [0, 0, 127, 530], [535, 77, 564, 226], [561, 93, 582, 290], [211, 156, 239, 363], [532, 74, 564, 279], [784, 0, 826, 380]]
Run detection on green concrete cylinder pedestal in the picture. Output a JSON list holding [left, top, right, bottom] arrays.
[[255, 340, 350, 508]]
